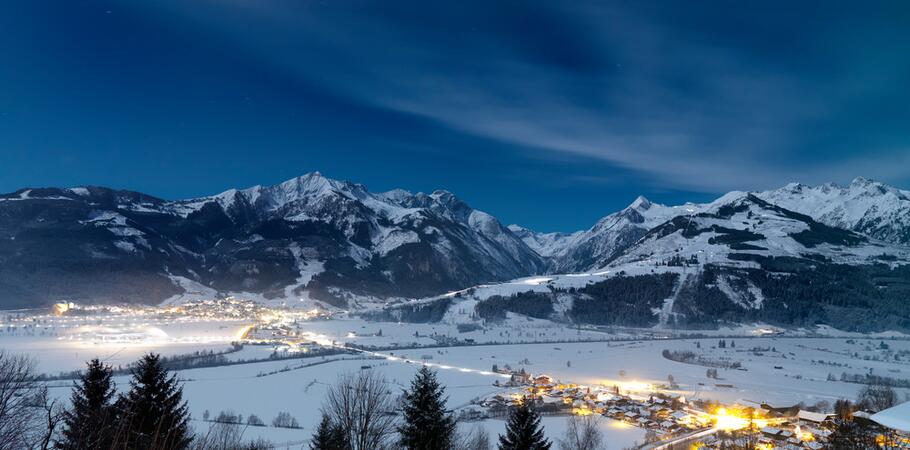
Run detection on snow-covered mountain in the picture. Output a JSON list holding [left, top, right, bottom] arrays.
[[608, 192, 901, 266], [0, 173, 544, 309], [533, 196, 710, 272], [757, 177, 910, 246], [391, 185, 910, 332], [511, 177, 910, 273], [3, 173, 909, 327]]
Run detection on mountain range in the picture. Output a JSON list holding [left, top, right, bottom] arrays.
[[2, 173, 909, 330]]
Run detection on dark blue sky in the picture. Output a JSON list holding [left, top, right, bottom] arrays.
[[1, 1, 909, 231]]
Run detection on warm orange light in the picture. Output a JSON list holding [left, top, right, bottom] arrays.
[[712, 408, 749, 431], [572, 407, 593, 416]]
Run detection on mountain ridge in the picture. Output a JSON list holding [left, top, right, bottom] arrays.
[[1, 174, 908, 317]]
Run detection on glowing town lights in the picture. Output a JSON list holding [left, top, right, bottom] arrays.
[[572, 407, 593, 416], [235, 324, 255, 340], [54, 302, 74, 315], [712, 408, 750, 431]]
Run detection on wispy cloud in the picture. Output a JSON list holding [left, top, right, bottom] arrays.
[[146, 0, 910, 192]]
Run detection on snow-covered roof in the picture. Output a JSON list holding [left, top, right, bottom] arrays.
[[870, 401, 910, 432], [797, 410, 833, 423]]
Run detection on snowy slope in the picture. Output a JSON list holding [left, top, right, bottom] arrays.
[[506, 225, 581, 258], [0, 173, 545, 308], [608, 192, 908, 268], [758, 177, 910, 246], [534, 196, 712, 272], [398, 192, 910, 332], [3, 174, 910, 318]]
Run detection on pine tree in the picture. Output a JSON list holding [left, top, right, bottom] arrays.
[[498, 402, 551, 450], [310, 413, 348, 450], [57, 359, 117, 450], [398, 367, 456, 450], [116, 353, 192, 450]]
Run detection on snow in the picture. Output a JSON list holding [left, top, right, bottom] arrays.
[[80, 211, 145, 237], [8, 305, 909, 448], [472, 416, 647, 449], [375, 229, 420, 256], [113, 240, 137, 253], [0, 189, 73, 202], [508, 224, 581, 258], [758, 177, 910, 245], [275, 244, 324, 305], [163, 276, 220, 305], [29, 331, 910, 447], [871, 401, 910, 432]]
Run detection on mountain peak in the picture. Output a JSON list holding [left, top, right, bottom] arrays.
[[782, 182, 807, 192], [629, 195, 652, 210]]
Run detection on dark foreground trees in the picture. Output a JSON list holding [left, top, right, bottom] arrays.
[[27, 350, 562, 450], [115, 353, 192, 450], [55, 354, 194, 450], [397, 367, 456, 450], [310, 413, 348, 450], [498, 402, 551, 450], [57, 359, 117, 450]]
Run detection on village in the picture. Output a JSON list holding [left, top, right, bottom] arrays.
[[7, 300, 910, 449], [460, 368, 910, 449]]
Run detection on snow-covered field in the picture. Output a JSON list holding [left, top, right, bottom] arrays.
[[8, 313, 907, 448], [1, 319, 248, 374]]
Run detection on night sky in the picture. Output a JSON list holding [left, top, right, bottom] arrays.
[[1, 1, 909, 231]]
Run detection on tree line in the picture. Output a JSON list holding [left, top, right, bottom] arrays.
[[310, 365, 607, 450], [0, 349, 610, 450]]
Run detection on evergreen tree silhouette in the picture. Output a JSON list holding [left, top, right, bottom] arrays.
[[116, 353, 191, 450], [310, 413, 349, 450], [398, 366, 456, 449], [498, 402, 551, 450], [58, 359, 117, 450]]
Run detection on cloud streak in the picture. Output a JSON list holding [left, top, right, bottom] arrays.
[[118, 0, 910, 192]]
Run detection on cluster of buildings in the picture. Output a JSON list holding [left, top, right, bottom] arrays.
[[690, 408, 832, 450], [466, 371, 891, 450], [4, 297, 335, 348], [471, 373, 711, 441]]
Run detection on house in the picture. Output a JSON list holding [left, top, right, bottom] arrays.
[[670, 411, 689, 422], [509, 372, 531, 386], [797, 410, 835, 425], [870, 401, 910, 434]]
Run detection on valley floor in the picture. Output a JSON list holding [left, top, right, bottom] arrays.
[[5, 310, 910, 448]]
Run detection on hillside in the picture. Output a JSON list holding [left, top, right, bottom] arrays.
[[0, 173, 544, 308], [386, 191, 910, 332], [2, 174, 909, 331]]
